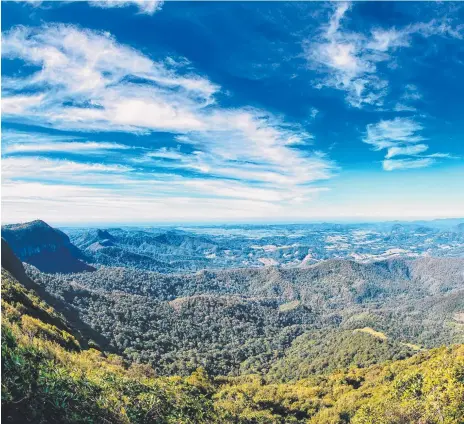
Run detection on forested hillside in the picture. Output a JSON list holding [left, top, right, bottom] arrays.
[[2, 248, 463, 423], [22, 255, 464, 376]]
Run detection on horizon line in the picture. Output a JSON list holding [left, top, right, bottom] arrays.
[[2, 216, 463, 228]]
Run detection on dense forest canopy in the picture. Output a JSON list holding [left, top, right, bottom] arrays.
[[22, 255, 464, 376]]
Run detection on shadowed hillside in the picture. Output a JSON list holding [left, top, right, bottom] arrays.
[[2, 220, 95, 273]]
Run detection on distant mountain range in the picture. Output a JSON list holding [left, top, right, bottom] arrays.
[[69, 226, 222, 272], [3, 218, 463, 274]]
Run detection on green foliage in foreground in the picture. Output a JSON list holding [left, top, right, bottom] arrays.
[[2, 268, 464, 423]]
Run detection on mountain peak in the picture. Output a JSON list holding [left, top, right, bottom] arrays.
[[2, 219, 94, 274], [96, 229, 115, 240], [3, 219, 51, 231]]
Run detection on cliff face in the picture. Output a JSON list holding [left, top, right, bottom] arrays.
[[1, 220, 95, 273]]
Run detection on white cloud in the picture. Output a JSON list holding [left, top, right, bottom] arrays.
[[305, 3, 388, 108], [2, 157, 132, 181], [393, 84, 423, 111], [364, 118, 425, 150], [89, 1, 163, 15], [305, 4, 463, 108], [408, 20, 464, 40], [2, 129, 132, 154], [18, 1, 164, 15], [4, 141, 131, 154], [1, 94, 45, 115], [1, 155, 328, 214], [364, 118, 452, 171], [426, 153, 457, 159], [385, 143, 429, 159], [382, 158, 434, 171], [14, 1, 43, 6], [4, 175, 463, 224], [1, 180, 292, 224], [394, 103, 417, 112], [327, 2, 350, 37], [2, 25, 218, 100], [367, 28, 410, 52], [2, 24, 334, 207], [401, 84, 423, 101], [145, 147, 185, 161]]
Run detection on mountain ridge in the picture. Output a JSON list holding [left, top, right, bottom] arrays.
[[2, 220, 95, 273]]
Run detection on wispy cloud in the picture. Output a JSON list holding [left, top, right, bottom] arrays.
[[364, 117, 451, 170], [2, 157, 133, 181], [304, 3, 463, 108], [304, 2, 393, 108], [17, 1, 163, 15], [1, 180, 296, 223], [2, 24, 218, 102], [382, 158, 434, 171], [394, 103, 417, 112], [367, 28, 410, 52], [2, 155, 328, 209], [364, 118, 425, 150], [2, 24, 334, 206], [1, 94, 45, 115], [385, 144, 429, 159], [4, 141, 131, 155], [2, 130, 132, 155], [89, 1, 163, 15], [401, 84, 423, 101]]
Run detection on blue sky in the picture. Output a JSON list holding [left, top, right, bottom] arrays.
[[1, 1, 463, 224]]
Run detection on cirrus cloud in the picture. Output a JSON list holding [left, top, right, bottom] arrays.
[[304, 2, 463, 108], [1, 23, 335, 211], [89, 1, 164, 15], [364, 117, 453, 171]]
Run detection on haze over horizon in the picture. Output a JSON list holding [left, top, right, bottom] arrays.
[[2, 1, 463, 223], [3, 217, 464, 229]]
